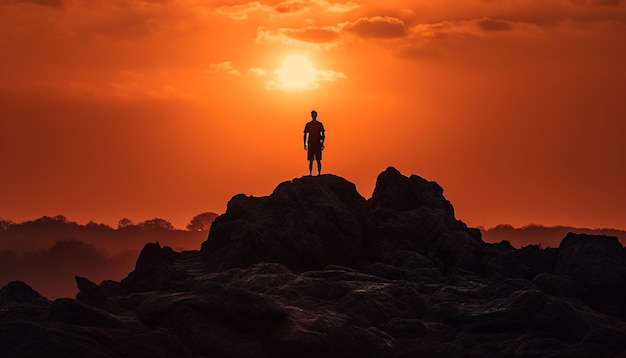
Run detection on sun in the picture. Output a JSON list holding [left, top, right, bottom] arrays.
[[276, 55, 318, 90]]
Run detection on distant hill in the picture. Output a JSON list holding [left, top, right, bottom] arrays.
[[0, 214, 216, 299], [481, 224, 626, 248], [0, 214, 218, 254]]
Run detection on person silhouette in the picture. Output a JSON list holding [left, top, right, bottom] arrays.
[[303, 110, 325, 176]]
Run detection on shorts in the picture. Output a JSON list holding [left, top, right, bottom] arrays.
[[307, 143, 322, 160]]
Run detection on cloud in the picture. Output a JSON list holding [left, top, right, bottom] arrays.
[[208, 57, 345, 90], [389, 17, 545, 61], [315, 68, 347, 82], [310, 0, 359, 13], [476, 18, 513, 32], [410, 18, 542, 39], [342, 16, 408, 39], [272, 0, 359, 14], [273, 0, 310, 14], [208, 60, 345, 91], [248, 67, 266, 76], [279, 26, 341, 43], [256, 16, 407, 48], [214, 2, 270, 20], [255, 15, 533, 49], [265, 66, 346, 91], [208, 61, 242, 76], [257, 26, 342, 49], [215, 0, 358, 20]]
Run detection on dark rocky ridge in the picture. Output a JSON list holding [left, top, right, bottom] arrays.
[[2, 167, 626, 357], [200, 174, 373, 271]]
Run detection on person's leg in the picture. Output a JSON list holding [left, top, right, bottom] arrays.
[[308, 160, 313, 176], [317, 159, 322, 175]]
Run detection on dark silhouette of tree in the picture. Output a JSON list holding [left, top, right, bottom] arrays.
[[52, 215, 68, 223], [481, 224, 626, 248], [85, 221, 113, 230], [138, 218, 175, 231], [23, 215, 79, 230], [0, 218, 15, 230], [186, 212, 218, 231], [118, 218, 134, 229], [0, 214, 223, 298]]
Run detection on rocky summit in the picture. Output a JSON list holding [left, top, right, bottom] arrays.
[[1, 167, 626, 357]]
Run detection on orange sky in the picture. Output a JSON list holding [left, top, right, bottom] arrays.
[[1, 0, 625, 231]]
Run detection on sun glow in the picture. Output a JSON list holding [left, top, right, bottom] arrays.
[[276, 55, 317, 90]]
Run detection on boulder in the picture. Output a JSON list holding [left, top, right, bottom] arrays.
[[0, 281, 50, 321], [43, 298, 123, 328], [75, 276, 105, 307], [121, 242, 182, 292], [486, 243, 558, 280], [554, 232, 626, 306], [0, 281, 45, 303], [368, 167, 486, 273], [369, 166, 455, 215], [201, 174, 373, 271]]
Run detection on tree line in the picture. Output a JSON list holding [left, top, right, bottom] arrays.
[[0, 212, 218, 232]]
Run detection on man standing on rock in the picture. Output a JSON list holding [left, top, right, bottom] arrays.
[[303, 110, 325, 176]]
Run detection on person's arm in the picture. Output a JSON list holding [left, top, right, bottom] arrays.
[[320, 125, 325, 150], [303, 132, 307, 150]]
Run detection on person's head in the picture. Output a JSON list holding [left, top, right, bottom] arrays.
[[311, 110, 318, 119]]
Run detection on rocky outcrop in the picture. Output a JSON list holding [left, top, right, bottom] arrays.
[[369, 167, 485, 273], [201, 174, 373, 271], [1, 167, 625, 357], [555, 233, 626, 292], [201, 167, 486, 274], [533, 233, 626, 313]]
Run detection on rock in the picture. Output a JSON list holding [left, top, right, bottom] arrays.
[[533, 272, 575, 297], [516, 244, 558, 277], [0, 281, 45, 303], [0, 281, 50, 321], [486, 243, 557, 280], [43, 298, 123, 328], [75, 276, 105, 306], [201, 174, 373, 271], [270, 321, 332, 358], [514, 338, 571, 357], [121, 242, 182, 292], [555, 233, 626, 287], [99, 280, 126, 298], [2, 169, 626, 357], [369, 166, 455, 215], [131, 241, 178, 274], [145, 286, 288, 328], [581, 327, 626, 351], [554, 233, 626, 306], [368, 167, 486, 273]]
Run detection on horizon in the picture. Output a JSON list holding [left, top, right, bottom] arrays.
[[4, 211, 626, 234], [2, 168, 625, 301], [1, 168, 626, 233], [1, 1, 624, 232], [2, 170, 626, 233]]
